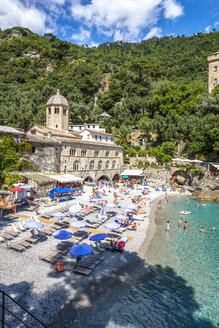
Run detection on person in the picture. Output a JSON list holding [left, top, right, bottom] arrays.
[[179, 218, 182, 227], [212, 226, 215, 231], [184, 221, 188, 230], [186, 196, 189, 202], [197, 201, 200, 207], [202, 203, 206, 207], [166, 221, 170, 232], [35, 203, 39, 216], [200, 227, 204, 233]]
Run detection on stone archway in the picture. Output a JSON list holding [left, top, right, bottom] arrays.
[[84, 176, 93, 182], [97, 175, 110, 181], [112, 173, 120, 181]]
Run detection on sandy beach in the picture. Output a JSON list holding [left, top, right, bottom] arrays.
[[0, 185, 188, 327]]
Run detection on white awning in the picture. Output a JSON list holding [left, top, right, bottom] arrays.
[[120, 169, 144, 177], [50, 174, 83, 183]]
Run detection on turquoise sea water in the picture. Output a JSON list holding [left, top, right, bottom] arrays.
[[72, 197, 219, 328]]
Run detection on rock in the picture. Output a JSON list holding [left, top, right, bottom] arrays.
[[176, 175, 186, 185], [192, 179, 219, 202], [24, 52, 40, 59]]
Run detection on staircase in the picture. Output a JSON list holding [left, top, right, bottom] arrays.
[[0, 290, 46, 328]]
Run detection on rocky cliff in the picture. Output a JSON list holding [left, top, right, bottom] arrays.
[[191, 179, 219, 202]]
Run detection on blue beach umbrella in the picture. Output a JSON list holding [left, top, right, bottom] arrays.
[[115, 214, 128, 220], [52, 212, 67, 218], [69, 204, 82, 215], [70, 221, 86, 229], [25, 221, 44, 229], [104, 222, 120, 229], [52, 230, 72, 240], [106, 203, 117, 208], [89, 233, 108, 242], [126, 204, 138, 211], [69, 244, 92, 257]]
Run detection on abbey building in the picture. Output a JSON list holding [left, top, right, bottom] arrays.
[[24, 89, 123, 182]]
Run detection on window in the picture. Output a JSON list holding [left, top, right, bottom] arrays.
[[88, 125, 90, 128], [214, 66, 218, 72], [93, 125, 95, 128], [73, 160, 79, 170], [105, 151, 109, 157], [98, 160, 103, 169], [56, 124, 58, 128], [94, 150, 99, 157], [95, 135, 98, 140], [55, 107, 59, 114], [100, 135, 102, 141], [213, 78, 218, 85], [112, 160, 116, 169], [111, 137, 113, 142], [106, 137, 108, 142], [63, 108, 66, 115], [32, 146, 36, 153], [89, 160, 95, 170], [70, 148, 76, 156], [79, 126, 82, 130], [31, 130, 36, 135], [106, 160, 110, 169], [81, 149, 87, 156], [87, 134, 90, 139], [48, 108, 51, 115], [116, 151, 119, 157]]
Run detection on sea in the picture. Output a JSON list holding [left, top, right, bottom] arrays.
[[71, 196, 219, 328]]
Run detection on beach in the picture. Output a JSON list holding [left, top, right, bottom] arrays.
[[0, 185, 188, 327]]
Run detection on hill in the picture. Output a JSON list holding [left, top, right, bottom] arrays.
[[0, 27, 218, 160]]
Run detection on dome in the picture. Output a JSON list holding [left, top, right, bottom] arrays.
[[46, 89, 69, 107]]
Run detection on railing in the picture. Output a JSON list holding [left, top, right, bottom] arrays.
[[0, 290, 47, 328]]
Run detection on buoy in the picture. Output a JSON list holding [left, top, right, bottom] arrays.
[[12, 205, 16, 212], [55, 262, 64, 272]]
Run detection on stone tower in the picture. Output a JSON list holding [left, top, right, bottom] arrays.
[[46, 89, 69, 130], [208, 51, 219, 93]]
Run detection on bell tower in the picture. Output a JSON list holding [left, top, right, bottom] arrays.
[[46, 89, 70, 130]]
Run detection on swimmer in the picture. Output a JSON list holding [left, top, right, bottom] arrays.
[[166, 221, 170, 232], [202, 203, 206, 207], [197, 201, 200, 207], [179, 218, 182, 227], [184, 221, 188, 230], [186, 196, 189, 202], [200, 227, 204, 233], [212, 226, 215, 231]]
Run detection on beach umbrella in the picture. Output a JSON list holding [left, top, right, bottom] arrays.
[[24, 221, 44, 229], [117, 241, 125, 248], [52, 212, 67, 218], [10, 187, 25, 192], [115, 214, 128, 220], [104, 222, 120, 229], [119, 237, 128, 243], [126, 204, 138, 210], [105, 203, 117, 208], [70, 221, 86, 229], [52, 230, 72, 240], [69, 204, 82, 215], [69, 244, 92, 257], [90, 233, 108, 242], [90, 198, 106, 202]]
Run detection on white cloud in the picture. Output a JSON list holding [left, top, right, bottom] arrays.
[[71, 0, 183, 42], [144, 27, 162, 40], [71, 27, 91, 43], [214, 21, 219, 27], [163, 0, 183, 19], [205, 25, 211, 33], [0, 0, 47, 34]]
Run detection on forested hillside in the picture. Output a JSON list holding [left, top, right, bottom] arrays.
[[0, 27, 218, 160]]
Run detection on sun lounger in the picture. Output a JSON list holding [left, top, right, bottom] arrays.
[[73, 266, 92, 275], [16, 221, 26, 231], [78, 261, 96, 270], [11, 223, 20, 234], [0, 233, 13, 240], [24, 237, 38, 244], [17, 240, 31, 248], [9, 243, 25, 252], [5, 230, 18, 237], [40, 253, 61, 263]]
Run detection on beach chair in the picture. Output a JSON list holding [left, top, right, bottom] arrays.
[[0, 232, 13, 240], [73, 265, 92, 275], [78, 260, 96, 270], [24, 237, 38, 244], [11, 223, 20, 234], [5, 230, 18, 237], [17, 240, 31, 248], [16, 221, 26, 232], [9, 243, 25, 252]]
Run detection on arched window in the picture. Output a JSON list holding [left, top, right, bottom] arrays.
[[73, 160, 79, 170], [98, 160, 103, 170], [89, 160, 95, 170], [112, 160, 116, 169], [70, 148, 76, 156], [105, 160, 110, 169]]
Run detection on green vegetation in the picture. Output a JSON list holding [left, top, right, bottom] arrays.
[[0, 27, 219, 160]]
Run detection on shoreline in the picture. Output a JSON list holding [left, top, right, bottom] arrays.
[[49, 191, 187, 327]]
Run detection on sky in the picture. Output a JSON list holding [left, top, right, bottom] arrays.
[[0, 0, 218, 46]]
